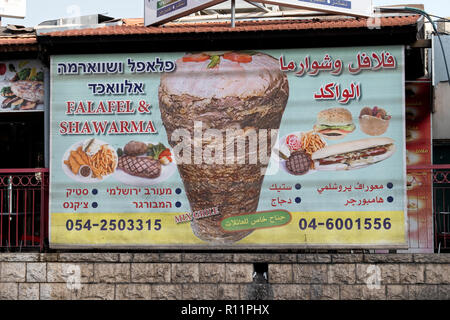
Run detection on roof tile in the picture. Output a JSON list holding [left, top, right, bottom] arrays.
[[0, 37, 38, 52], [0, 37, 37, 45], [41, 15, 420, 38]]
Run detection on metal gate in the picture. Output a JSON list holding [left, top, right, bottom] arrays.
[[0, 169, 48, 251], [433, 166, 450, 252]]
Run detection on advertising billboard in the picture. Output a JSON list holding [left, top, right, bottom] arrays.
[[50, 45, 406, 249], [0, 60, 45, 112], [0, 0, 26, 19], [403, 80, 433, 253], [254, 0, 373, 17], [144, 0, 226, 26]]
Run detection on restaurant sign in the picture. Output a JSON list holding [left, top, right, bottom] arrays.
[[49, 45, 406, 249], [404, 80, 433, 253], [144, 0, 226, 26], [0, 0, 26, 19], [145, 0, 373, 26], [0, 60, 45, 112], [254, 0, 373, 17]]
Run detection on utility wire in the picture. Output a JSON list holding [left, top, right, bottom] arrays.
[[380, 6, 450, 85], [424, 18, 450, 35], [428, 15, 450, 23]]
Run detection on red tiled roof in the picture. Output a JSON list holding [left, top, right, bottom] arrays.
[[122, 18, 145, 26], [42, 15, 420, 38], [0, 37, 38, 52]]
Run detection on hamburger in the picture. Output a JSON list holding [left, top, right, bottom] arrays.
[[311, 137, 396, 171], [313, 108, 355, 140]]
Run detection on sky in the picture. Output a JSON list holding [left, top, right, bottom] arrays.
[[1, 0, 449, 27]]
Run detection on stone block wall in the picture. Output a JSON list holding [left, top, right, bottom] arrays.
[[0, 253, 449, 300]]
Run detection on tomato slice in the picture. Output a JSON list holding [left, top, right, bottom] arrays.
[[182, 53, 210, 62], [223, 52, 252, 63], [0, 64, 6, 76], [286, 134, 302, 151], [159, 149, 172, 158]]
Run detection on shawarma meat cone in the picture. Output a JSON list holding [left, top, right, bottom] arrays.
[[159, 51, 289, 243]]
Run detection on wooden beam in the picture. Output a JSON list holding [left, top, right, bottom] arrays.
[[409, 39, 431, 48]]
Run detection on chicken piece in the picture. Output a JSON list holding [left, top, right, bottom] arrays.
[[76, 147, 90, 164], [69, 155, 80, 175], [70, 150, 85, 166]]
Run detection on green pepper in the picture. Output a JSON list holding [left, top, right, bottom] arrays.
[[147, 143, 168, 160], [18, 61, 29, 68], [17, 68, 31, 80], [207, 55, 220, 69], [35, 71, 44, 82], [1, 87, 12, 96]]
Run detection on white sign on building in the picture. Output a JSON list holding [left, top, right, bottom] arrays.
[[145, 0, 226, 26], [431, 34, 450, 140], [145, 0, 373, 26], [254, 0, 373, 17], [431, 34, 450, 85], [0, 0, 26, 19]]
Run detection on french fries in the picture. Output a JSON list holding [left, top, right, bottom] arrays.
[[300, 131, 326, 156], [297, 131, 325, 170], [89, 145, 116, 179], [64, 144, 116, 179]]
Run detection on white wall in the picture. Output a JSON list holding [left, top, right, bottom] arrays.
[[433, 82, 450, 139]]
